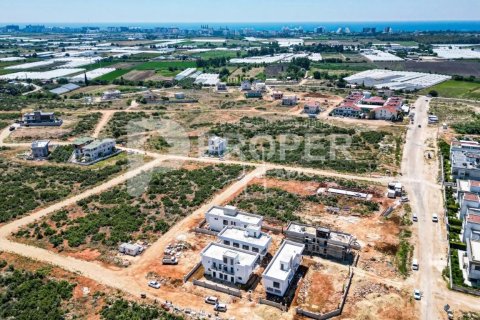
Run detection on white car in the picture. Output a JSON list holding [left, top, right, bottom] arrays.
[[214, 303, 227, 312], [205, 296, 219, 305], [413, 289, 421, 300], [148, 280, 160, 289], [432, 214, 439, 223], [412, 214, 418, 222]]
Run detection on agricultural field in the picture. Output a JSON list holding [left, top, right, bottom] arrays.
[[64, 112, 102, 137], [420, 80, 480, 100], [13, 164, 246, 265], [97, 69, 132, 81], [0, 156, 128, 223], [209, 117, 402, 174], [191, 50, 243, 59], [134, 61, 197, 77]]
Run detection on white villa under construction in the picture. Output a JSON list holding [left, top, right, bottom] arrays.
[[218, 225, 272, 258], [206, 205, 263, 232]]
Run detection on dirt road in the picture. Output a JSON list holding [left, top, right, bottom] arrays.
[[92, 110, 115, 138], [402, 96, 480, 319]]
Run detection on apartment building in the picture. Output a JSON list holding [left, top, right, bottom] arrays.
[[201, 242, 259, 285], [466, 239, 480, 283], [22, 110, 62, 126], [218, 225, 272, 258], [284, 222, 360, 261], [206, 205, 263, 232], [262, 240, 304, 297]]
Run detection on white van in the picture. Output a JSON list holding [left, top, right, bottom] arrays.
[[432, 214, 439, 223], [412, 259, 419, 270]]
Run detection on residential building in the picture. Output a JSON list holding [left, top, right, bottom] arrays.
[[460, 193, 480, 219], [216, 82, 227, 91], [285, 222, 360, 261], [206, 205, 263, 232], [253, 81, 266, 92], [282, 95, 298, 106], [208, 136, 227, 156], [457, 180, 480, 202], [73, 138, 116, 163], [331, 92, 403, 120], [31, 140, 50, 158], [463, 209, 480, 242], [218, 225, 272, 258], [201, 242, 259, 285], [22, 110, 62, 127], [304, 101, 321, 115], [240, 80, 252, 91], [174, 92, 185, 99], [272, 91, 284, 100], [143, 90, 157, 103], [245, 90, 262, 98], [102, 90, 121, 100], [262, 240, 304, 297], [451, 140, 480, 181], [466, 239, 480, 283]]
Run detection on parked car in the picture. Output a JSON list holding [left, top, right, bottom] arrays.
[[9, 126, 15, 131], [401, 196, 409, 202], [432, 214, 439, 223], [412, 213, 418, 222], [205, 296, 219, 305], [214, 303, 227, 312], [162, 256, 178, 265], [148, 280, 161, 289], [413, 289, 421, 300], [412, 259, 419, 271]]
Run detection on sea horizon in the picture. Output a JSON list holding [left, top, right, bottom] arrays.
[[2, 20, 480, 32]]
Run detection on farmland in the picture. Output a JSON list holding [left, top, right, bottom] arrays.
[[101, 111, 163, 139], [420, 80, 480, 100], [14, 164, 245, 264], [0, 157, 127, 223], [97, 69, 132, 81], [134, 61, 196, 77]]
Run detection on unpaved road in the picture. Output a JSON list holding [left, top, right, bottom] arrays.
[[403, 96, 480, 319], [92, 110, 115, 138]]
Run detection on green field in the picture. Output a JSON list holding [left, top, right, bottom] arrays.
[[84, 60, 119, 71], [97, 69, 132, 81], [193, 50, 243, 59], [421, 80, 480, 100], [133, 60, 196, 77]]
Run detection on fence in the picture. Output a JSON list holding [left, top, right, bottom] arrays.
[[194, 228, 218, 236], [452, 285, 480, 296], [296, 268, 354, 320], [183, 261, 202, 283], [258, 298, 287, 312], [192, 280, 242, 297]]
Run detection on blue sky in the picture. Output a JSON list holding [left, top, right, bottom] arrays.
[[0, 0, 479, 23]]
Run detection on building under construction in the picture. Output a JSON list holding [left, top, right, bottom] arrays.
[[284, 222, 360, 261]]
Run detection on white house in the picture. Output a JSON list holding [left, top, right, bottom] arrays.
[[31, 140, 50, 158], [201, 242, 259, 285], [174, 92, 185, 99], [74, 138, 116, 163], [282, 95, 298, 106], [240, 80, 251, 91], [466, 239, 480, 283], [463, 209, 480, 242], [460, 192, 480, 220], [208, 136, 227, 156], [253, 81, 266, 92], [102, 90, 121, 101], [262, 240, 304, 297], [457, 180, 480, 202], [206, 205, 263, 232], [218, 225, 272, 258]]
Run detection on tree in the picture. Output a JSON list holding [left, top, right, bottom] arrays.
[[428, 90, 439, 97], [313, 71, 321, 80]]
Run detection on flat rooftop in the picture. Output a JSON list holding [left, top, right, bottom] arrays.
[[263, 240, 304, 281], [202, 242, 258, 266], [287, 222, 354, 245], [207, 206, 262, 225], [218, 226, 271, 247], [31, 140, 50, 148]]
